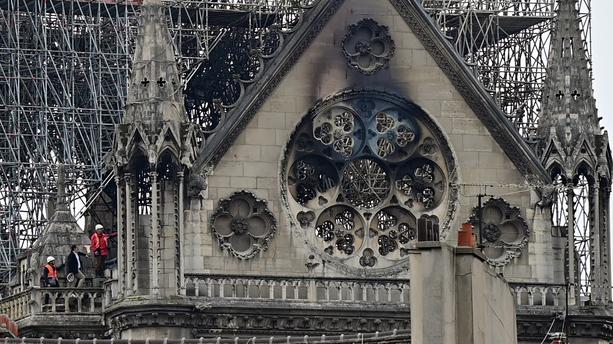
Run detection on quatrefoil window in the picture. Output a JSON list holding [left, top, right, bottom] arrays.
[[468, 198, 530, 267], [342, 19, 395, 75], [282, 90, 457, 276], [211, 191, 276, 259]]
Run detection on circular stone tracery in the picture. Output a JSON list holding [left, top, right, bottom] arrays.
[[211, 191, 277, 260], [281, 90, 457, 276]]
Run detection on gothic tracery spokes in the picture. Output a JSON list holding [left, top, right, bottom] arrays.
[[282, 91, 455, 275]]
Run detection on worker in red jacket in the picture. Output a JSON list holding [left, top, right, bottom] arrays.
[[90, 224, 117, 278]]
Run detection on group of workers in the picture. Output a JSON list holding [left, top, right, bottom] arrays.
[[41, 224, 116, 288]]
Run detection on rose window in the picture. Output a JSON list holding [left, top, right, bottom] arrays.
[[282, 90, 457, 275], [210, 191, 276, 260], [468, 198, 530, 267]]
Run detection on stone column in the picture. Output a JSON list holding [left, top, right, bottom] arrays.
[[178, 171, 185, 295], [590, 178, 602, 303], [150, 170, 160, 296], [125, 173, 135, 296], [115, 174, 124, 298], [603, 185, 611, 302], [566, 181, 576, 305]]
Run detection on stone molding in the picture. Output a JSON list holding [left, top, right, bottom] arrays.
[[106, 302, 409, 337], [517, 312, 613, 342]]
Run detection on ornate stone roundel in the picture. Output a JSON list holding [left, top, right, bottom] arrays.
[[342, 19, 395, 75], [211, 191, 276, 259], [281, 90, 457, 276], [468, 197, 530, 267]]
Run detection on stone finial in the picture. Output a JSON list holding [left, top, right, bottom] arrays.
[[123, 0, 185, 124], [56, 164, 68, 212], [49, 164, 73, 223], [538, 0, 600, 146]]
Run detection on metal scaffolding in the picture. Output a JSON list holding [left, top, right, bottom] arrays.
[[423, 0, 591, 136], [0, 0, 594, 281], [0, 0, 313, 282]]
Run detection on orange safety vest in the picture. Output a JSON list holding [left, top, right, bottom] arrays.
[[44, 264, 58, 279]]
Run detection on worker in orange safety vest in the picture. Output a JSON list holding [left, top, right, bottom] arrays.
[[41, 256, 60, 287]]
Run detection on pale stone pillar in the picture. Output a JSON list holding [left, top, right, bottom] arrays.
[[567, 181, 577, 305], [115, 174, 124, 298], [125, 173, 135, 295], [150, 170, 160, 296], [590, 178, 602, 303], [603, 185, 611, 302], [177, 170, 185, 295]]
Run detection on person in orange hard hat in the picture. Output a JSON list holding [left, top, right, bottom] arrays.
[[90, 224, 117, 278]]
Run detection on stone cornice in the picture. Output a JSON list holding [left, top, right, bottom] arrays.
[[106, 302, 409, 337], [517, 311, 613, 341]]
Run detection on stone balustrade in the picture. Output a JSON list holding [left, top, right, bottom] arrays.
[[0, 290, 30, 320], [184, 274, 409, 306], [510, 283, 566, 308], [0, 287, 105, 320]]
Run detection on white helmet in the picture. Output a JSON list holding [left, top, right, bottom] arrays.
[[95, 224, 104, 231], [46, 256, 55, 263]]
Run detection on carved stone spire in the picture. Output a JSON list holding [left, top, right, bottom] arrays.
[[55, 164, 68, 212], [537, 0, 599, 150], [49, 164, 72, 223], [108, 0, 202, 305], [123, 0, 185, 125]]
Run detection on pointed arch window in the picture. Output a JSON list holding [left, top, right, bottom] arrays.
[[129, 155, 152, 216], [550, 169, 593, 299], [551, 174, 568, 231], [573, 173, 591, 297]]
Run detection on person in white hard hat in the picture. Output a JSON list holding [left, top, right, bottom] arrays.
[[41, 256, 59, 287], [90, 224, 117, 278]]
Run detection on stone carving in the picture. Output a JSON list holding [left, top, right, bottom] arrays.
[[469, 198, 530, 267], [342, 19, 395, 75], [281, 90, 457, 276], [535, 183, 557, 210], [210, 191, 277, 259], [187, 173, 208, 198]]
